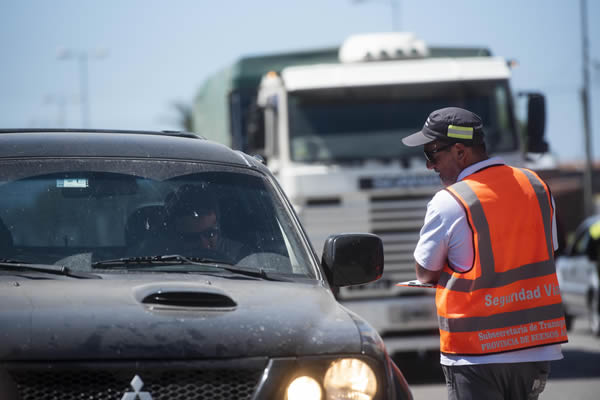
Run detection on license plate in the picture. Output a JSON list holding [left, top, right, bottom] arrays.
[[388, 305, 434, 323]]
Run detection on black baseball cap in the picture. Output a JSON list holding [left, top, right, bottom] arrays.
[[402, 107, 484, 147]]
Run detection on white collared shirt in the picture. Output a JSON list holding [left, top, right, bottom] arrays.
[[414, 156, 563, 365]]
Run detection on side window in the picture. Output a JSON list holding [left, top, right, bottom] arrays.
[[572, 230, 590, 256]]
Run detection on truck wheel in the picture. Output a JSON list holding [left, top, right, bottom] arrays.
[[589, 289, 600, 336]]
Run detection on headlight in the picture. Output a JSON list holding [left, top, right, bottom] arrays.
[[287, 376, 322, 400], [284, 358, 378, 400], [323, 358, 377, 400]]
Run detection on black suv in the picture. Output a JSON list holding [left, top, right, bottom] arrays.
[[0, 129, 412, 400]]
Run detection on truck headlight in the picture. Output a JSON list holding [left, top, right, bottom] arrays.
[[323, 358, 377, 400]]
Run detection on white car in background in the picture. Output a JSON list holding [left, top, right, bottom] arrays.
[[556, 214, 600, 336]]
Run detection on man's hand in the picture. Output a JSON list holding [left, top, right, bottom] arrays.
[[415, 262, 442, 284]]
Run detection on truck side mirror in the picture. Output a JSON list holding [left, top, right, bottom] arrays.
[[523, 92, 548, 153], [321, 233, 384, 287], [246, 101, 265, 154]]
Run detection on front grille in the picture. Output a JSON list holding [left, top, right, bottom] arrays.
[[331, 192, 434, 298], [9, 368, 263, 400], [370, 194, 430, 275]]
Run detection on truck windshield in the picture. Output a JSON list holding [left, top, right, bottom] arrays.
[[287, 80, 518, 163]]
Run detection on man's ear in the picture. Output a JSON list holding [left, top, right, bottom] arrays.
[[454, 143, 466, 159], [454, 143, 473, 168]]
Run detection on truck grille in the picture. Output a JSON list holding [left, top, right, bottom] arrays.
[[8, 367, 262, 400], [370, 194, 430, 277], [338, 193, 432, 298]]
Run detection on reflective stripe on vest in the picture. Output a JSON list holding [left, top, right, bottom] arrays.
[[436, 166, 568, 355]]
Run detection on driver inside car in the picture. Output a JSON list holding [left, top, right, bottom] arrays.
[[164, 183, 249, 262]]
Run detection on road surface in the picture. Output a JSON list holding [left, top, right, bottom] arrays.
[[397, 318, 600, 399]]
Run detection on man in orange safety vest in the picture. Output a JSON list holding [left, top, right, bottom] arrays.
[[402, 107, 568, 400]]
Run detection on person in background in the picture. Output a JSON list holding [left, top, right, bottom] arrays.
[[402, 107, 568, 400]]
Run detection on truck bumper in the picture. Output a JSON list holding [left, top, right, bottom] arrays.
[[341, 295, 440, 354]]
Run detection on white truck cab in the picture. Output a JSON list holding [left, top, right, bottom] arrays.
[[193, 32, 550, 357], [253, 32, 549, 355]]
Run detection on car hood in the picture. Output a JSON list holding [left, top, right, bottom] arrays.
[[0, 275, 361, 361]]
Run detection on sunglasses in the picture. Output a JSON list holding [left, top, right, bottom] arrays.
[[181, 226, 220, 242], [423, 142, 455, 163]]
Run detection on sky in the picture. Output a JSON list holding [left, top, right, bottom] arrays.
[[1, 0, 598, 163]]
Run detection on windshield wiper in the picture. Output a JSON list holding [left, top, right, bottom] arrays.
[[92, 254, 282, 281], [0, 259, 100, 279], [92, 254, 230, 267]]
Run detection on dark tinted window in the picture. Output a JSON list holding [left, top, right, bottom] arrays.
[[0, 159, 315, 277]]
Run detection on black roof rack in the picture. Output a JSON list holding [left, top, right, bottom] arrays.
[[0, 128, 205, 140]]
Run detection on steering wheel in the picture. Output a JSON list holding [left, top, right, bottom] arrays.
[[183, 247, 236, 265]]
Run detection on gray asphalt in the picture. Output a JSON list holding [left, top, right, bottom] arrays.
[[398, 318, 600, 399]]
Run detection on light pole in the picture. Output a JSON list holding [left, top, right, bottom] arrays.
[[352, 0, 402, 31], [57, 48, 108, 128], [43, 94, 67, 127], [580, 0, 594, 216], [390, 0, 401, 31]]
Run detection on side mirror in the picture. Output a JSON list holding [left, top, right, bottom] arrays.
[[321, 233, 384, 287], [246, 101, 265, 154], [522, 92, 548, 153], [587, 224, 600, 260]]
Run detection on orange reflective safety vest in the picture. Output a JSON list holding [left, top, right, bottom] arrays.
[[437, 165, 568, 355]]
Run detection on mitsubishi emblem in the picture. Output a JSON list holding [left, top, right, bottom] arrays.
[[121, 375, 153, 400]]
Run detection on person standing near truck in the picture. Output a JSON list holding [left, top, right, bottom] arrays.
[[402, 107, 568, 400]]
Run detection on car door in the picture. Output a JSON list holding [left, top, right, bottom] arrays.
[[557, 227, 595, 317]]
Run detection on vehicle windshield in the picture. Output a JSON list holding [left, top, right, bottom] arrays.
[[0, 159, 315, 278], [287, 80, 518, 163]]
